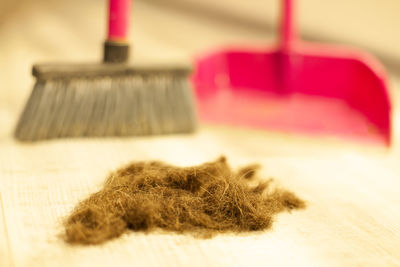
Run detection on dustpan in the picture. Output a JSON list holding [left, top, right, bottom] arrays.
[[192, 0, 392, 145]]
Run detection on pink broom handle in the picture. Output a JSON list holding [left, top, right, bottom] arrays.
[[280, 0, 297, 51], [107, 0, 131, 41], [104, 0, 131, 63]]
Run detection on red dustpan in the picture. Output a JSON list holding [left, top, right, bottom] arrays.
[[192, 0, 392, 145]]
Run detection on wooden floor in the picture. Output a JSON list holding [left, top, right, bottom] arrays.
[[1, 0, 400, 266]]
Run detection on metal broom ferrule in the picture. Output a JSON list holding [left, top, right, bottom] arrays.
[[103, 41, 130, 64]]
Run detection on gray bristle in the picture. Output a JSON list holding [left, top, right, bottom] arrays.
[[15, 73, 197, 141]]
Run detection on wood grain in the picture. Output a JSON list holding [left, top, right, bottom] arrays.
[[0, 0, 400, 266], [0, 193, 14, 267]]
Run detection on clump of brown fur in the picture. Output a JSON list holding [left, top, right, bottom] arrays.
[[64, 157, 305, 244]]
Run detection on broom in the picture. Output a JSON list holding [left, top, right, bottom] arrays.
[[14, 0, 197, 141]]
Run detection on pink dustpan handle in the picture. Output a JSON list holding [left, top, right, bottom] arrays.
[[107, 0, 131, 41], [280, 0, 298, 51]]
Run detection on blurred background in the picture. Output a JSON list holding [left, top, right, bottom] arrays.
[[1, 0, 400, 140]]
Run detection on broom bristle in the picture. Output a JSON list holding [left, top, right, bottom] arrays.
[[15, 64, 197, 141]]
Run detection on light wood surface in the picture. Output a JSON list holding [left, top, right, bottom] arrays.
[[1, 0, 400, 266]]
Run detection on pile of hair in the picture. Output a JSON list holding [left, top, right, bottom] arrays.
[[64, 156, 305, 244]]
